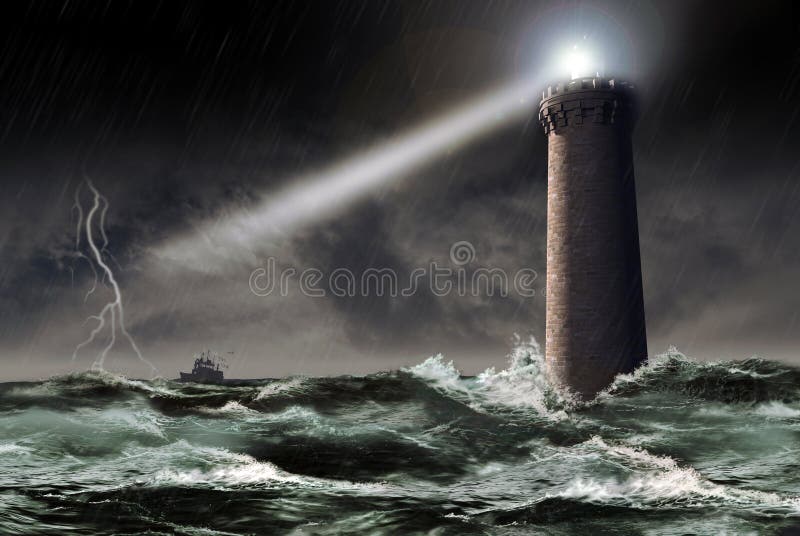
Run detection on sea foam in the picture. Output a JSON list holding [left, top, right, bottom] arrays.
[[558, 436, 800, 514], [406, 336, 573, 420]]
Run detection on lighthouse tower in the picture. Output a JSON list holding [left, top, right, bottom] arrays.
[[538, 77, 647, 399]]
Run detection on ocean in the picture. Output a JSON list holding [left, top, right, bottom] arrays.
[[2, 340, 800, 535]]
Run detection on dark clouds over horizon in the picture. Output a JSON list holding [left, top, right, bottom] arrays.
[[1, 1, 799, 380]]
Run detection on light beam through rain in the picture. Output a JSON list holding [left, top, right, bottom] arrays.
[[155, 74, 545, 269]]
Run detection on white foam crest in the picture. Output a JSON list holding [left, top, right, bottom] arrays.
[[255, 377, 308, 400], [153, 458, 303, 487], [0, 443, 32, 456], [583, 436, 679, 471], [603, 346, 690, 392], [695, 404, 736, 417], [559, 436, 800, 513], [606, 347, 793, 398], [45, 370, 183, 398], [265, 405, 321, 422], [475, 336, 573, 419], [753, 401, 800, 419], [150, 444, 385, 492], [198, 401, 259, 416], [404, 354, 464, 391], [725, 365, 784, 379], [405, 336, 573, 420], [6, 384, 54, 397]]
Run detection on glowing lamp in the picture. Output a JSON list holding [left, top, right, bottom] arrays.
[[562, 45, 598, 80]]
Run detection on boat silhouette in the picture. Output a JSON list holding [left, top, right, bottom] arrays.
[[178, 350, 226, 384]]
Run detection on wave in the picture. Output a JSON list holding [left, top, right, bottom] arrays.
[[406, 336, 575, 421], [254, 377, 309, 400], [474, 435, 800, 527], [0, 370, 183, 412], [197, 400, 260, 416], [148, 442, 386, 493], [406, 338, 800, 420], [43, 369, 181, 396], [754, 401, 800, 419], [604, 347, 800, 403], [405, 355, 464, 390], [4, 341, 798, 418], [0, 442, 32, 456], [556, 436, 800, 514], [4, 345, 800, 535]]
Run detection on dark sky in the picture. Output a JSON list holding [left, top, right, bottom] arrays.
[[1, 0, 799, 380]]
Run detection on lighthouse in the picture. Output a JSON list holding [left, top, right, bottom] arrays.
[[538, 77, 647, 398]]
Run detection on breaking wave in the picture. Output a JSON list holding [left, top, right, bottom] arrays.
[[604, 346, 800, 402], [406, 336, 574, 420], [557, 436, 800, 514]]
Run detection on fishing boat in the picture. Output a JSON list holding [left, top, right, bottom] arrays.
[[178, 350, 226, 384]]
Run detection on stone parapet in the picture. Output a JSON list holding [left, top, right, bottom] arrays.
[[539, 77, 635, 135]]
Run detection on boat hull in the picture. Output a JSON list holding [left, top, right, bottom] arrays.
[[178, 370, 224, 384]]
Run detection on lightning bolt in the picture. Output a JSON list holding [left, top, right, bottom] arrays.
[[71, 178, 159, 377]]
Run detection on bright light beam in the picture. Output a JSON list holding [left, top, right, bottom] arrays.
[[155, 74, 544, 270], [560, 43, 601, 80]]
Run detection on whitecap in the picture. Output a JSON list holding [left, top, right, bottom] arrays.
[[404, 354, 463, 391], [0, 443, 32, 456], [198, 401, 259, 416], [255, 377, 308, 400], [558, 436, 800, 514], [753, 401, 800, 419], [150, 446, 386, 493], [474, 336, 574, 419], [406, 336, 574, 421]]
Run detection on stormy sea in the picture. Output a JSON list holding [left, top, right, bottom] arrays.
[[2, 341, 800, 535]]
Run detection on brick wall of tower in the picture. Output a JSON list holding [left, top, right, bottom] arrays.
[[539, 78, 647, 399]]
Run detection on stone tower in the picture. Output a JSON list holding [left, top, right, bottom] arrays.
[[538, 77, 647, 399]]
